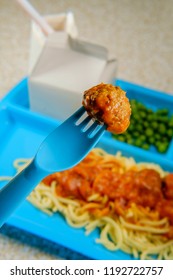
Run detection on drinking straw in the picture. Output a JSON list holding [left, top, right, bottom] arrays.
[[16, 0, 54, 36]]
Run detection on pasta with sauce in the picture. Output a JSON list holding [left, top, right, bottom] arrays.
[[4, 148, 173, 260]]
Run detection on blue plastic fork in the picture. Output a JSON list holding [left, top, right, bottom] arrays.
[[0, 106, 106, 228]]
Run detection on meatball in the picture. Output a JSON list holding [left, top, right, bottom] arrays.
[[82, 83, 131, 134], [133, 169, 163, 208]]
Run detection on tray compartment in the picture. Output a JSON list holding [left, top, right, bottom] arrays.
[[115, 79, 173, 159], [0, 106, 58, 182]]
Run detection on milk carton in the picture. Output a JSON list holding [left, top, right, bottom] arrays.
[[29, 12, 78, 72], [28, 12, 117, 121]]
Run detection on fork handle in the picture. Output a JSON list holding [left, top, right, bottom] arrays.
[[0, 160, 48, 228]]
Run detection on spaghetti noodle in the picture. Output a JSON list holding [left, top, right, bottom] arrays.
[[2, 148, 173, 259]]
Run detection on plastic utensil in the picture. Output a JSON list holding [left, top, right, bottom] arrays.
[[0, 106, 105, 227]]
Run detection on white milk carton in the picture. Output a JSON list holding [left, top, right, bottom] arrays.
[[29, 12, 78, 72], [28, 13, 117, 121]]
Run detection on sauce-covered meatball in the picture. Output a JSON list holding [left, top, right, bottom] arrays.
[[82, 83, 131, 134]]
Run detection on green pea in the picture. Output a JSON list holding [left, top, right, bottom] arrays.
[[127, 125, 132, 133], [117, 135, 126, 142], [133, 131, 140, 138], [161, 116, 169, 123], [155, 134, 161, 140], [157, 142, 169, 153], [135, 138, 143, 147], [162, 137, 169, 142], [158, 124, 166, 135], [139, 135, 147, 142], [140, 111, 147, 119], [147, 114, 155, 121], [157, 116, 169, 123], [152, 121, 158, 130], [133, 113, 140, 122], [148, 137, 155, 144], [136, 123, 143, 132], [125, 133, 133, 140], [143, 121, 149, 128], [127, 139, 134, 145], [129, 118, 136, 125], [145, 128, 154, 137], [152, 114, 158, 121]]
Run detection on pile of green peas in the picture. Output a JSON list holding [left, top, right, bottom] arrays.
[[112, 99, 173, 153]]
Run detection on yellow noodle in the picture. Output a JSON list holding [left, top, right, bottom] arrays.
[[119, 216, 170, 234]]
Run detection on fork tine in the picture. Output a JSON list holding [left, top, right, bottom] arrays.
[[86, 121, 99, 136], [78, 115, 91, 130], [92, 124, 106, 140], [73, 106, 86, 121]]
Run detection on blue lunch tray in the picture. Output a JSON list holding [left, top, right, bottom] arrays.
[[0, 77, 173, 260]]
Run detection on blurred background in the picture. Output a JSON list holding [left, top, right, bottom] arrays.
[[0, 0, 173, 260]]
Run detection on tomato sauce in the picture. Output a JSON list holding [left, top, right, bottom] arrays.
[[42, 151, 173, 225]]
